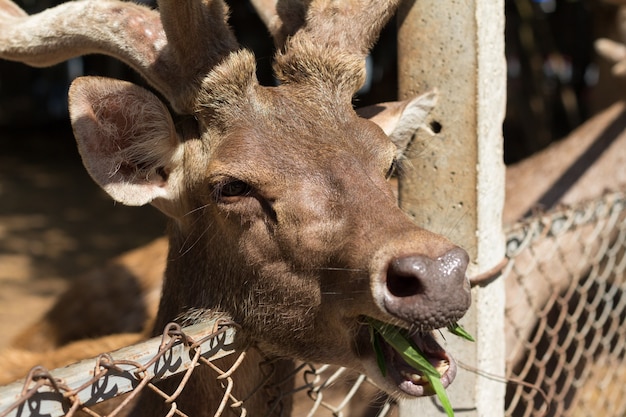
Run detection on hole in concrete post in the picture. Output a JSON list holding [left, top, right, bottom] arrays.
[[430, 120, 442, 134]]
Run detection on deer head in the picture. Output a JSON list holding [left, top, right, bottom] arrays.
[[0, 0, 471, 412]]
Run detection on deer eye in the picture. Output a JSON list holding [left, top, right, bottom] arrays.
[[215, 179, 253, 200], [385, 158, 398, 179]]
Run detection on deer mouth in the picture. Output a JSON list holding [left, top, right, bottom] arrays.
[[360, 319, 457, 397]]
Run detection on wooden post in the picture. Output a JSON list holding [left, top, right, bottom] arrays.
[[397, 0, 506, 416]]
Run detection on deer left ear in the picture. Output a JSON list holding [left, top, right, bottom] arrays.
[[357, 90, 438, 155], [69, 76, 183, 212]]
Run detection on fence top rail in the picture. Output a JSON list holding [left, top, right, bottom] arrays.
[[0, 319, 238, 417], [505, 191, 626, 258]]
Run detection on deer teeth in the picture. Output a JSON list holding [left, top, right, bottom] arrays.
[[401, 370, 424, 384], [436, 359, 450, 374], [401, 359, 450, 385]]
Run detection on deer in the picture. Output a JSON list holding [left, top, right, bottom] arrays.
[[4, 0, 626, 415], [0, 0, 473, 415]]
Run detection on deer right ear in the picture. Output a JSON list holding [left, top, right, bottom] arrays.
[[357, 90, 439, 154], [69, 77, 183, 208]]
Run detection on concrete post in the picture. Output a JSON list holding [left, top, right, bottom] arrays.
[[396, 1, 506, 416]]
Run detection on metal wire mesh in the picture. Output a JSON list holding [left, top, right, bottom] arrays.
[[504, 191, 626, 417], [0, 320, 396, 417]]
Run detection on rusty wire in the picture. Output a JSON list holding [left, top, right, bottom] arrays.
[[0, 320, 242, 417], [0, 319, 395, 417]]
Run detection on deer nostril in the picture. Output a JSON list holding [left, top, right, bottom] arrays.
[[381, 248, 471, 326], [386, 257, 427, 297]]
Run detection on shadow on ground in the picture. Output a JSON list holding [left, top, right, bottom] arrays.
[[0, 122, 164, 347]]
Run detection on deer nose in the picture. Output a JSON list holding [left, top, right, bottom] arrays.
[[382, 247, 471, 327]]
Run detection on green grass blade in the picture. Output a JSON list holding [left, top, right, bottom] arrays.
[[366, 318, 454, 417], [447, 323, 475, 342], [400, 350, 454, 417], [370, 324, 387, 377]]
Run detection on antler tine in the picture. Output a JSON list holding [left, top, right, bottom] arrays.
[[0, 0, 239, 114], [249, 0, 400, 53], [156, 0, 239, 111], [272, 0, 401, 94], [249, 0, 279, 32], [0, 0, 25, 18], [0, 1, 175, 107], [159, 0, 237, 65]]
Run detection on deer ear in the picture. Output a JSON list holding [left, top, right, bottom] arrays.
[[69, 77, 183, 208], [357, 90, 438, 154]]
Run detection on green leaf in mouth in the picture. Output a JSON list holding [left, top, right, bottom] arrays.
[[369, 324, 387, 377], [366, 318, 473, 417], [447, 322, 475, 342]]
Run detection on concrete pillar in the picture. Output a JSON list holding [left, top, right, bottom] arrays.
[[396, 0, 506, 416]]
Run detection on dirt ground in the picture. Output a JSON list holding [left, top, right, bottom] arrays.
[[0, 123, 165, 349]]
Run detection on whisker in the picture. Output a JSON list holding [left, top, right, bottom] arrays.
[[320, 290, 370, 295], [171, 209, 215, 260], [178, 225, 212, 257], [310, 267, 366, 272], [184, 202, 211, 217]]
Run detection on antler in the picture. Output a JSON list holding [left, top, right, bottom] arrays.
[[0, 0, 400, 111], [596, 38, 626, 77], [250, 0, 400, 96], [250, 0, 399, 52], [249, 0, 279, 34], [0, 0, 238, 114]]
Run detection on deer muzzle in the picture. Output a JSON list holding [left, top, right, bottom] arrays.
[[379, 247, 471, 329], [362, 246, 471, 398]]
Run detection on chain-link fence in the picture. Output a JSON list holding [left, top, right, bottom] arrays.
[[504, 191, 626, 417], [1, 191, 625, 416], [0, 319, 396, 417]]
